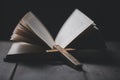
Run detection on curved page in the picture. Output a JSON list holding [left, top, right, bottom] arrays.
[[55, 9, 94, 48], [22, 12, 55, 48]]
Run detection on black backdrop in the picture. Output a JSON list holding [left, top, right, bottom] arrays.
[[1, 0, 120, 41]]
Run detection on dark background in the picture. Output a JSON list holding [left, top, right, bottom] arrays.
[[1, 0, 120, 41]]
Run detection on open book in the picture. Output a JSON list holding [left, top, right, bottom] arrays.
[[5, 9, 95, 67]]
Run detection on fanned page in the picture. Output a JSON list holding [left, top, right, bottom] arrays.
[[55, 9, 94, 48], [22, 12, 55, 48]]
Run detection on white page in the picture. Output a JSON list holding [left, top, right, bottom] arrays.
[[55, 9, 94, 48], [22, 12, 55, 48], [8, 42, 44, 55]]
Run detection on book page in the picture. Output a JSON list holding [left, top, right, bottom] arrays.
[[7, 42, 45, 55], [22, 12, 55, 48], [55, 9, 94, 48]]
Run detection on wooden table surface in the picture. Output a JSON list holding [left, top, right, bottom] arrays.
[[0, 41, 120, 80]]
